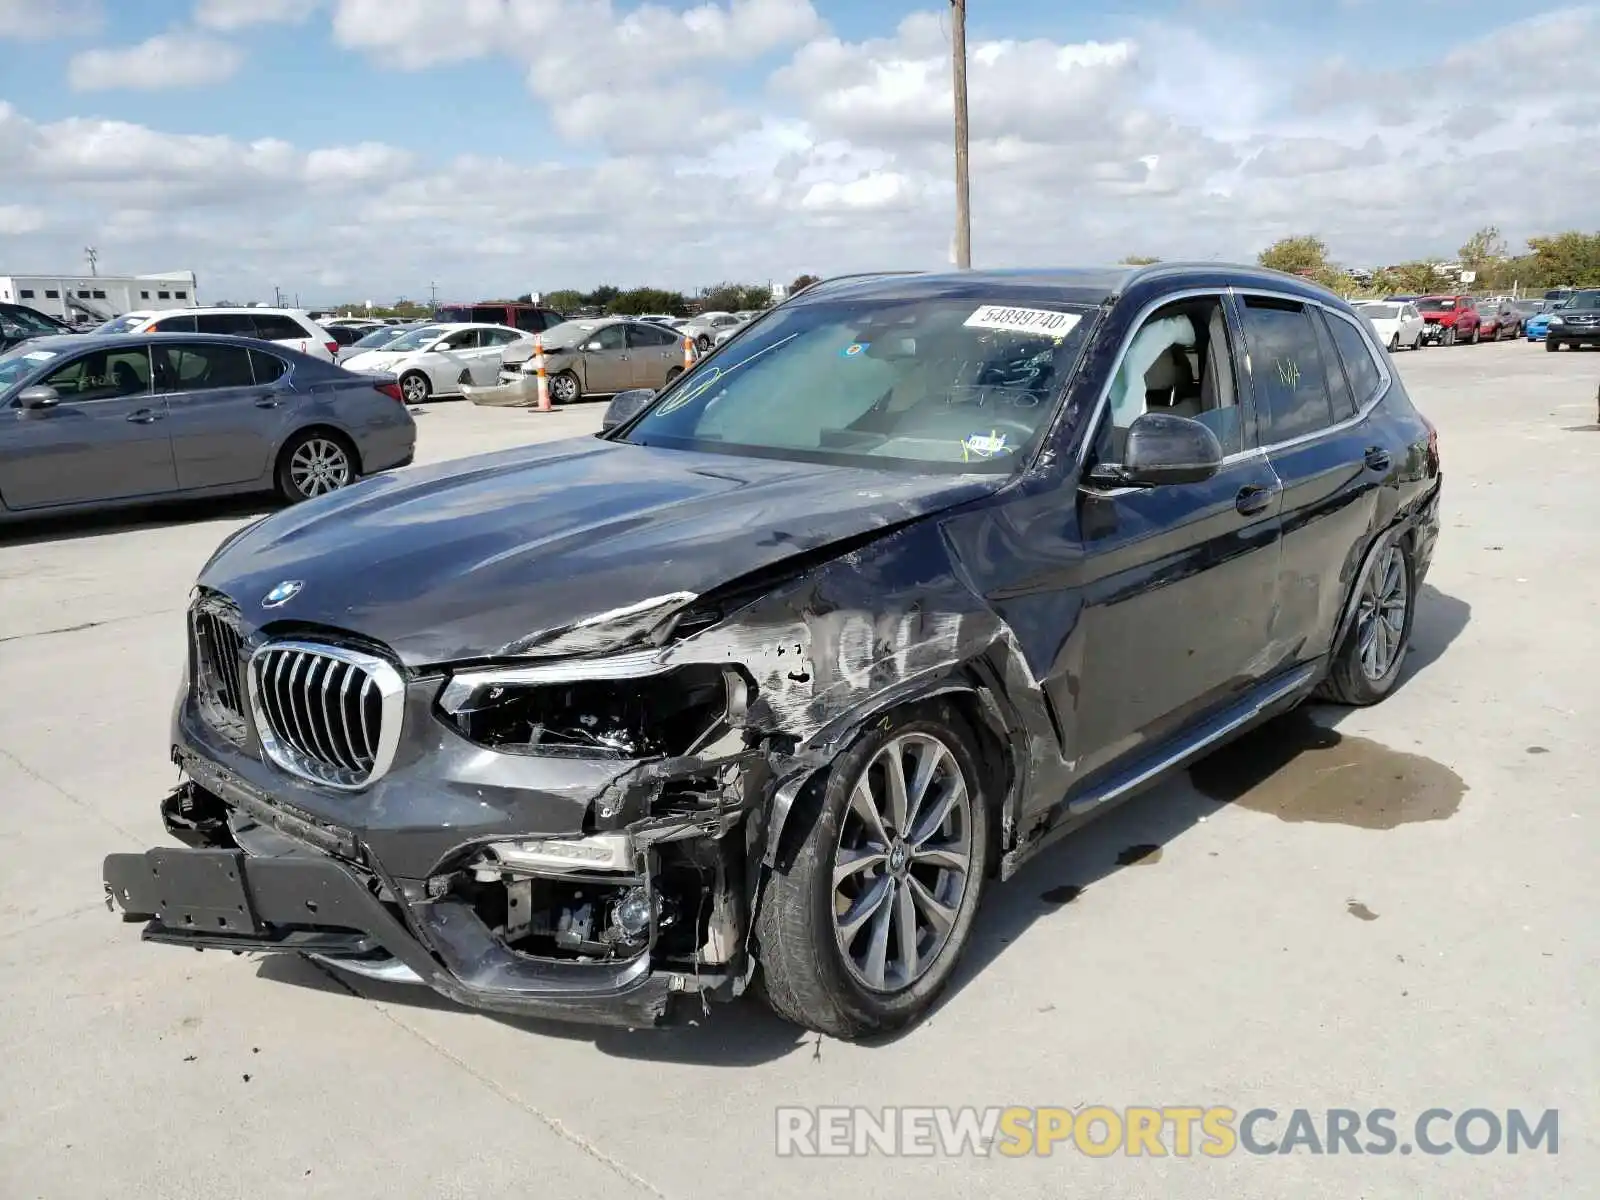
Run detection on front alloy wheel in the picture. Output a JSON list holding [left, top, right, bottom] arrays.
[[832, 734, 974, 993], [754, 701, 991, 1039], [549, 371, 581, 404]]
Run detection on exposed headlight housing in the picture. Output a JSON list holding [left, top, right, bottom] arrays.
[[438, 660, 747, 759]]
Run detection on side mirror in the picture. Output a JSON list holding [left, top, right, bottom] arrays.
[[584, 341, 604, 352], [1091, 412, 1224, 487], [18, 384, 60, 410], [601, 388, 656, 433]]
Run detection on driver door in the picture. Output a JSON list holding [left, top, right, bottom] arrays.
[[1041, 294, 1284, 794], [580, 324, 631, 393], [1, 345, 178, 509]]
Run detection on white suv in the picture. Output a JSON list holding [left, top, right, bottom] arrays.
[[93, 307, 339, 362]]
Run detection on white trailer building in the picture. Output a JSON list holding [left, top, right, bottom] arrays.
[[0, 271, 199, 326]]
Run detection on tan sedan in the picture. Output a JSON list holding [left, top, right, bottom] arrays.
[[522, 318, 690, 404]]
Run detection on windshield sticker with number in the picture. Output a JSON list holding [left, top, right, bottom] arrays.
[[964, 306, 1081, 338], [22, 350, 58, 361], [961, 431, 1010, 461]]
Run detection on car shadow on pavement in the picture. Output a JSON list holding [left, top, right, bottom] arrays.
[[0, 495, 275, 546], [258, 584, 1470, 1060]]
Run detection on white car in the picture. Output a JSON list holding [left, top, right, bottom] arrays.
[[1353, 300, 1426, 352], [341, 322, 537, 403], [92, 306, 340, 362]]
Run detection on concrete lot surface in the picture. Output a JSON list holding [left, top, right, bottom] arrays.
[[2, 349, 1595, 1199]]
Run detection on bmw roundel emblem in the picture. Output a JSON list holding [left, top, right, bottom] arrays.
[[261, 580, 304, 608]]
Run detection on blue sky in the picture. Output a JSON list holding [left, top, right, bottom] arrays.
[[1, 0, 1595, 303]]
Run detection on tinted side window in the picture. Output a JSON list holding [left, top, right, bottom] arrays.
[[512, 309, 543, 331], [153, 343, 256, 392], [152, 314, 197, 333], [250, 349, 287, 384], [196, 312, 256, 336], [40, 348, 151, 402], [1311, 313, 1356, 423], [252, 314, 308, 341], [1325, 312, 1382, 407], [593, 325, 626, 351], [1241, 300, 1336, 442], [627, 323, 669, 348]]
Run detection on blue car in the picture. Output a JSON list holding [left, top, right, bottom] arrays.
[[1526, 310, 1555, 341]]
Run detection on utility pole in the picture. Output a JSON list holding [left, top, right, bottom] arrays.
[[273, 285, 283, 307], [428, 281, 439, 313], [84, 246, 99, 276], [951, 0, 971, 269]]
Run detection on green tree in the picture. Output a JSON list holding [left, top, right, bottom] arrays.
[[542, 289, 586, 313], [1257, 235, 1330, 276], [1523, 231, 1600, 288], [1458, 226, 1508, 271], [585, 284, 621, 308], [790, 273, 821, 293], [1380, 260, 1447, 295], [608, 287, 690, 316], [703, 282, 767, 310]]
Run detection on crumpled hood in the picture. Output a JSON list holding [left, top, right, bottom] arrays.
[[200, 437, 1000, 665]]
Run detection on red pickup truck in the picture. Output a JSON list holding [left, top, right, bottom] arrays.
[[1416, 295, 1483, 345]]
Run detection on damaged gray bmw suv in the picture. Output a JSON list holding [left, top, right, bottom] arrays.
[[104, 265, 1442, 1038]]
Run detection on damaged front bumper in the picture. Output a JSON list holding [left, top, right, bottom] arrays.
[[103, 778, 744, 1027]]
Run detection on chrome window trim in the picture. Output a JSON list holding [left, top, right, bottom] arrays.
[[247, 640, 406, 792]]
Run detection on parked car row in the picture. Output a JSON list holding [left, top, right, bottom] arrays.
[[1356, 294, 1552, 348], [1537, 288, 1600, 350]]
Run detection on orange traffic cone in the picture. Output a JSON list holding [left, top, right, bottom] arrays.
[[533, 334, 551, 412]]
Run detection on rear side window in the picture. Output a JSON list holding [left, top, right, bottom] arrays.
[[1311, 314, 1356, 423], [1324, 313, 1383, 408], [512, 309, 543, 331], [250, 349, 288, 384], [196, 312, 256, 336], [1241, 299, 1338, 442], [252, 314, 310, 341], [153, 343, 257, 392], [152, 314, 197, 333]]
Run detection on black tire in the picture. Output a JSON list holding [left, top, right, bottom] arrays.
[[1442, 327, 1456, 347], [549, 370, 581, 404], [398, 371, 431, 405], [664, 366, 683, 385], [1468, 326, 1480, 345], [275, 429, 358, 504], [1388, 333, 1399, 353], [1317, 534, 1416, 706], [696, 334, 713, 353], [1546, 338, 1560, 352], [754, 700, 992, 1039]]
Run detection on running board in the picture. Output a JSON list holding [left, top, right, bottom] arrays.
[[1066, 663, 1319, 817], [1000, 663, 1319, 879]]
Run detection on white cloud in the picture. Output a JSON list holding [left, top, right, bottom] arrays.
[[2, 6, 1597, 300], [67, 31, 244, 91], [193, 0, 319, 31], [0, 0, 101, 40], [0, 204, 46, 234]]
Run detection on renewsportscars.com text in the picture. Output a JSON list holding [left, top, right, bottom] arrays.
[[775, 1106, 1559, 1158]]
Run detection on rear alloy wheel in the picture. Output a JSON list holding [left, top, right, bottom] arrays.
[[399, 371, 431, 404], [1469, 326, 1481, 345], [549, 370, 581, 404], [276, 431, 355, 503], [755, 702, 990, 1039], [1317, 534, 1416, 706], [1388, 333, 1400, 352]]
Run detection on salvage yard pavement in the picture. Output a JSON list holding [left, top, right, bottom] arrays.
[[2, 348, 1595, 1199]]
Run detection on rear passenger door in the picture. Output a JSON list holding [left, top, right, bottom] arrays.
[[155, 341, 290, 489], [1237, 294, 1389, 669], [625, 321, 678, 387]]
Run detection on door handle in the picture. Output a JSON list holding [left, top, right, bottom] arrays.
[[254, 397, 282, 409], [125, 408, 161, 424], [1235, 484, 1276, 516], [1364, 447, 1391, 472]]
